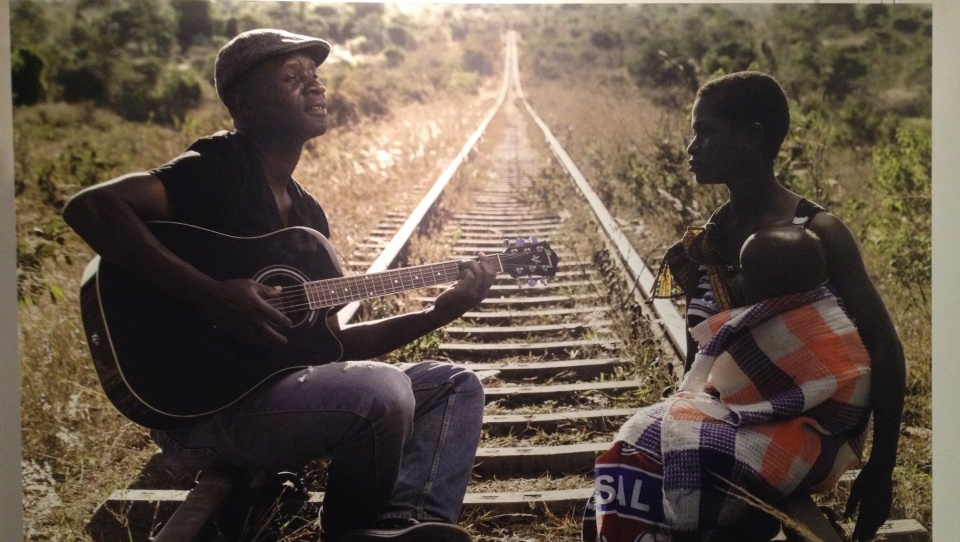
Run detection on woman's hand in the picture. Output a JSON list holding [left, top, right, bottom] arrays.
[[844, 459, 894, 541]]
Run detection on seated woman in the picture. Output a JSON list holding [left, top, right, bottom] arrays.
[[584, 227, 871, 542], [583, 71, 904, 542]]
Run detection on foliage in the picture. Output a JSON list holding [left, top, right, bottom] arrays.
[[171, 0, 215, 52], [11, 47, 47, 106], [625, 44, 698, 101], [865, 125, 932, 304], [589, 30, 620, 51], [462, 48, 495, 76], [776, 106, 835, 206], [383, 46, 406, 68]]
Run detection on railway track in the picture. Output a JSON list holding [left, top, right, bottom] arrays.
[[86, 32, 928, 542]]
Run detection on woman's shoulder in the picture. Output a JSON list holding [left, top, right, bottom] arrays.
[[795, 198, 827, 223]]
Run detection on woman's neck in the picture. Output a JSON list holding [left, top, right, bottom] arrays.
[[725, 169, 789, 217]]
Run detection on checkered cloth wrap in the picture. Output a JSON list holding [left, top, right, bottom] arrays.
[[616, 286, 872, 531]]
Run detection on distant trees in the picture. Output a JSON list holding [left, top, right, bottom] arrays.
[[171, 0, 215, 51], [11, 0, 203, 124], [570, 3, 931, 145], [12, 48, 46, 106]]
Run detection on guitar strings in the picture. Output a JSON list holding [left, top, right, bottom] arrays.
[[267, 261, 462, 312], [262, 250, 555, 314]]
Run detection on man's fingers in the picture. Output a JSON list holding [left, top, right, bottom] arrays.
[[260, 323, 289, 345], [256, 284, 293, 328]]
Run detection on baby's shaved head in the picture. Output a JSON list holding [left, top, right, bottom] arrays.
[[739, 227, 828, 304]]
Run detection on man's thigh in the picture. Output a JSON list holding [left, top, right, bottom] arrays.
[[153, 361, 414, 471]]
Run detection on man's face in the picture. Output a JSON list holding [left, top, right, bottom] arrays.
[[235, 52, 328, 141], [685, 96, 749, 186]]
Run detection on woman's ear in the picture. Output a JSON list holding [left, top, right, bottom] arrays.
[[742, 122, 765, 151]]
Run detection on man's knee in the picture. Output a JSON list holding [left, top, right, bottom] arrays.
[[340, 361, 416, 422], [408, 361, 483, 393]]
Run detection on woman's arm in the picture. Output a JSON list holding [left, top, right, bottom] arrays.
[[809, 212, 906, 541], [63, 175, 291, 346]]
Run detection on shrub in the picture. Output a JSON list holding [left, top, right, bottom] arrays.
[[55, 49, 112, 104], [866, 125, 931, 304], [590, 30, 620, 51], [383, 47, 406, 68], [12, 48, 47, 106], [626, 45, 699, 97], [462, 48, 494, 76], [776, 106, 835, 206], [325, 93, 360, 127], [153, 69, 203, 125]]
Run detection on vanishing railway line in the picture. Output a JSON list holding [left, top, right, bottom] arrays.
[[86, 32, 927, 542], [327, 31, 682, 531]]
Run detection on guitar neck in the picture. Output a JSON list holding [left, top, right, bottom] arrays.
[[303, 255, 504, 309]]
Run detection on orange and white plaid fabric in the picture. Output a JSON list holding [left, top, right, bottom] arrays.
[[613, 286, 872, 532]]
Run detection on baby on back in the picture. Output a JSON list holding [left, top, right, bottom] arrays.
[[738, 226, 829, 305]]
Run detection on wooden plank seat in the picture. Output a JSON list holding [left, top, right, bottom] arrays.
[[87, 455, 309, 542]]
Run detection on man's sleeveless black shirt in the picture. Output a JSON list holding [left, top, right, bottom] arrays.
[[150, 130, 330, 239]]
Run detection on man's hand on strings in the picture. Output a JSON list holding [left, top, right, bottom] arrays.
[[199, 278, 292, 346]]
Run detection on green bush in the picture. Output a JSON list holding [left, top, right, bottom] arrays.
[[590, 30, 620, 51], [12, 47, 47, 106], [866, 125, 931, 303], [776, 106, 834, 205], [55, 48, 112, 104], [462, 48, 494, 76], [626, 45, 698, 97], [153, 69, 203, 125], [383, 46, 406, 68]]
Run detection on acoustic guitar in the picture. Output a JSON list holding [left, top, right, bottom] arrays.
[[80, 221, 558, 429]]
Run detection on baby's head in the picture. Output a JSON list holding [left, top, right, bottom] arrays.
[[739, 226, 828, 305]]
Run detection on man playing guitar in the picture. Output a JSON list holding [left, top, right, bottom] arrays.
[[62, 29, 497, 542]]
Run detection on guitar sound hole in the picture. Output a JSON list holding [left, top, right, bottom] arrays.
[[256, 267, 316, 328]]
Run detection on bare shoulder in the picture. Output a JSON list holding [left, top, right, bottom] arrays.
[[805, 211, 865, 265]]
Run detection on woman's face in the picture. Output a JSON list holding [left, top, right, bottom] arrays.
[[686, 96, 749, 186]]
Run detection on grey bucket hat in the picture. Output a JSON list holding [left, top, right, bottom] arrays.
[[214, 28, 331, 104]]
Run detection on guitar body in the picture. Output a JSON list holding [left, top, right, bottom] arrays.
[[80, 222, 345, 429]]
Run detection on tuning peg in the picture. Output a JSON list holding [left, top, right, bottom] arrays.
[[515, 238, 525, 247], [540, 277, 549, 286], [529, 236, 538, 244], [515, 278, 523, 288]]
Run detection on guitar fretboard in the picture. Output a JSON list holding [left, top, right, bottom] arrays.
[[303, 256, 504, 309]]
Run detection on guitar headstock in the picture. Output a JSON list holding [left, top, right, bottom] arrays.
[[498, 237, 559, 287]]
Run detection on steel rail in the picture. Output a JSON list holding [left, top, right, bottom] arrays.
[[336, 35, 514, 327], [508, 30, 688, 363]]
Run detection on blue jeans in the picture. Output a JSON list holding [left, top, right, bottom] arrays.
[[150, 360, 484, 537]]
